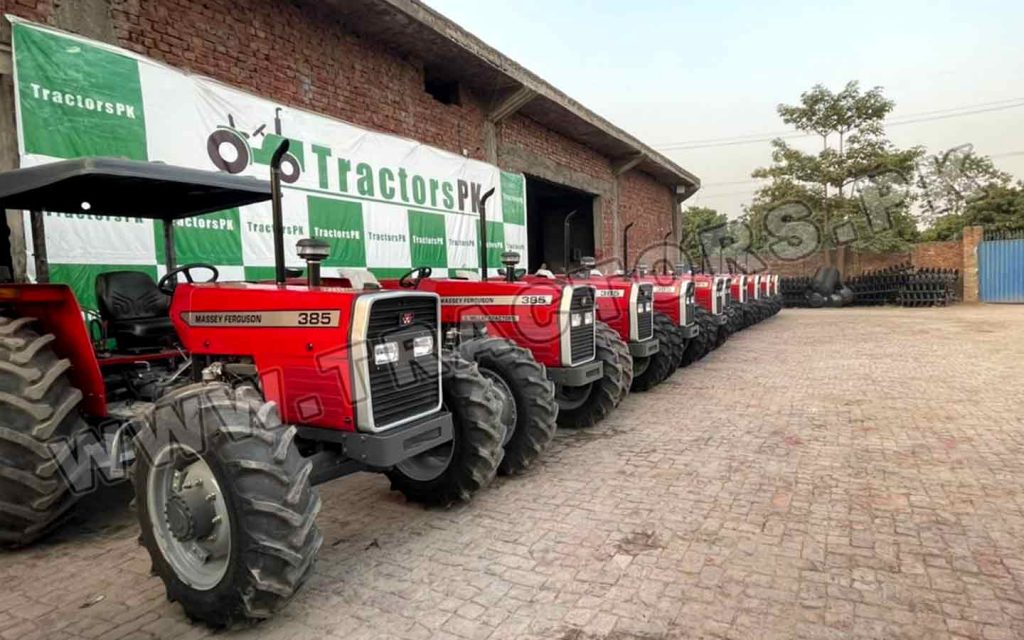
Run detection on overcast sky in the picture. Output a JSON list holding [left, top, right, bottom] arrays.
[[424, 0, 1024, 218]]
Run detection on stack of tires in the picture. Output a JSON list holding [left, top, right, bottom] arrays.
[[803, 267, 854, 309]]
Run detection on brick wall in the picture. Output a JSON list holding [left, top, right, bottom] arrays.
[[618, 170, 676, 268], [763, 240, 964, 279], [911, 240, 963, 272], [0, 0, 679, 265]]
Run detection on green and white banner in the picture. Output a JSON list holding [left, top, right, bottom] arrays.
[[9, 17, 528, 309]]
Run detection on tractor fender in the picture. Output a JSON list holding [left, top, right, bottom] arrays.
[[0, 284, 106, 417]]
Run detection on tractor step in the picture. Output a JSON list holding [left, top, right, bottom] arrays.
[[628, 339, 660, 358], [546, 360, 603, 387], [297, 411, 453, 475]]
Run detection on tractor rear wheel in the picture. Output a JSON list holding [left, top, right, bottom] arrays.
[[388, 351, 503, 504], [133, 383, 321, 627], [631, 313, 681, 392], [458, 338, 557, 476], [0, 316, 89, 546], [554, 323, 625, 429]]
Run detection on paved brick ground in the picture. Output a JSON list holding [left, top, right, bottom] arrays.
[[3, 305, 1024, 640]]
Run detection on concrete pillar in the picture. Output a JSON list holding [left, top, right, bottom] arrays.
[[962, 226, 983, 303]]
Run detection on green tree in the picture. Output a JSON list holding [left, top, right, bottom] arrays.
[[916, 144, 1011, 227], [679, 205, 727, 268], [922, 182, 1024, 241], [750, 81, 923, 258]]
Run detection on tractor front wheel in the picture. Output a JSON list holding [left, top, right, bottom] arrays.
[[598, 322, 632, 406], [133, 383, 321, 627], [0, 316, 89, 546], [388, 351, 503, 504], [554, 323, 626, 429], [458, 338, 557, 476], [631, 312, 682, 392]]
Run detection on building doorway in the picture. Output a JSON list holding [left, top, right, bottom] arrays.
[[525, 176, 595, 273]]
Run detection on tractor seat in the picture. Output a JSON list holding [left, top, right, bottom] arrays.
[[95, 271, 176, 350]]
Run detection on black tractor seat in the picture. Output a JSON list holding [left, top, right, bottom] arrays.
[[95, 271, 176, 351]]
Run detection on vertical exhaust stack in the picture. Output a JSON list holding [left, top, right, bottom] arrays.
[[297, 238, 330, 287], [662, 230, 672, 275], [478, 188, 496, 280], [270, 140, 291, 285], [622, 222, 635, 275], [563, 209, 578, 274]]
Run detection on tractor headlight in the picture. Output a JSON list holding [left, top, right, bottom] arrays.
[[374, 341, 400, 366], [571, 312, 582, 328], [584, 311, 594, 325], [412, 334, 434, 358]]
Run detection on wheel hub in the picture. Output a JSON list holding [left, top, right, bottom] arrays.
[[164, 487, 216, 542], [147, 447, 232, 590]]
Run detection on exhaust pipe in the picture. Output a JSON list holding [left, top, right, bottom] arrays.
[[478, 188, 496, 280], [622, 222, 630, 274], [662, 230, 672, 275], [563, 209, 578, 273], [270, 140, 291, 285]]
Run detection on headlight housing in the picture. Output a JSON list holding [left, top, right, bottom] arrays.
[[412, 334, 434, 358], [373, 341, 399, 366]]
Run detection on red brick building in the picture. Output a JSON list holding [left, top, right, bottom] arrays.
[[0, 0, 700, 277]]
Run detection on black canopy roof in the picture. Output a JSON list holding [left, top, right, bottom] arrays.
[[0, 157, 272, 220]]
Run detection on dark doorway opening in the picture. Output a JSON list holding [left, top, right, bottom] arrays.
[[0, 214, 13, 281], [525, 176, 595, 273]]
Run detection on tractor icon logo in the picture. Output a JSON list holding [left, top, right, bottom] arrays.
[[206, 107, 305, 183]]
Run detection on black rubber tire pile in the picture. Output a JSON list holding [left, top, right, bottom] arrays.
[[781, 264, 959, 308]]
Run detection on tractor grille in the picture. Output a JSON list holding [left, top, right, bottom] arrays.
[[365, 296, 441, 430], [636, 284, 654, 341], [682, 282, 696, 326], [568, 287, 595, 365]]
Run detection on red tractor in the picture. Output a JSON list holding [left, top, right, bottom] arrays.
[[615, 224, 699, 373], [527, 216, 678, 392], [0, 148, 506, 626], [378, 198, 627, 438]]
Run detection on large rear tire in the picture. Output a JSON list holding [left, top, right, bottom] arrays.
[[387, 351, 503, 504], [133, 383, 321, 627], [0, 316, 89, 546], [458, 338, 557, 476], [555, 324, 625, 429], [631, 313, 681, 392]]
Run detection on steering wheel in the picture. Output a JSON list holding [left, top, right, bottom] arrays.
[[399, 266, 432, 288], [158, 263, 219, 295]]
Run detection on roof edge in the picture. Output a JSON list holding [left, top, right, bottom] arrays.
[[382, 0, 700, 189]]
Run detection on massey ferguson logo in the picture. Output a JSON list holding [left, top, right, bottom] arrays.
[[400, 312, 416, 326]]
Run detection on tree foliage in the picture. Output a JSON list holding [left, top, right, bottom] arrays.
[[916, 144, 1011, 226], [748, 81, 923, 255], [679, 205, 727, 267], [921, 182, 1024, 241]]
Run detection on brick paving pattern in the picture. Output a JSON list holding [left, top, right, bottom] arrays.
[[2, 305, 1024, 639]]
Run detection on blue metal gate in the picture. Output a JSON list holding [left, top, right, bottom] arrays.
[[979, 229, 1024, 303]]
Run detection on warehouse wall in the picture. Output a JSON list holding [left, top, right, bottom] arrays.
[[0, 0, 678, 266]]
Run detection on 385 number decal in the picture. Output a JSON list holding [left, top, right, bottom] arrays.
[[298, 312, 334, 325]]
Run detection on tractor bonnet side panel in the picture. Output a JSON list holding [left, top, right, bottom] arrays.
[[580, 277, 631, 342], [693, 275, 716, 313], [397, 279, 569, 368], [646, 274, 683, 326], [170, 283, 358, 430]]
